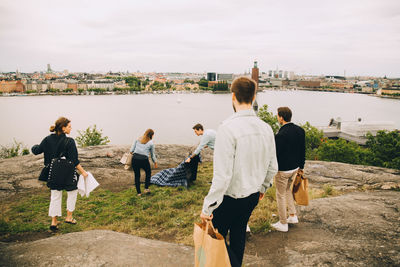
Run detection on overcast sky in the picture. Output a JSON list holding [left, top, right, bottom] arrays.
[[1, 0, 399, 77]]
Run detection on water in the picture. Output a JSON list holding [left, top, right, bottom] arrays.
[[0, 91, 399, 147]]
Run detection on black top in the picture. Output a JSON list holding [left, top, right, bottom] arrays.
[[275, 123, 306, 171], [31, 133, 80, 166]]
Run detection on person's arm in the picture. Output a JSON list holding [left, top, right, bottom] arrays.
[[130, 140, 137, 154], [299, 128, 306, 169], [201, 126, 235, 216], [150, 143, 157, 168], [67, 138, 88, 177], [260, 134, 278, 195], [31, 137, 46, 155], [192, 134, 210, 157], [76, 164, 88, 177]]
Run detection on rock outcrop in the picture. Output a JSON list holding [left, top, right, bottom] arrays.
[[0, 145, 399, 266]]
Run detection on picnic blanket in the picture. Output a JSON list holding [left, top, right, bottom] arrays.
[[150, 161, 188, 187]]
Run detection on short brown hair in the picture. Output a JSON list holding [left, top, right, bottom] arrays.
[[50, 117, 71, 135], [277, 107, 292, 122], [192, 123, 203, 131], [230, 77, 256, 104]]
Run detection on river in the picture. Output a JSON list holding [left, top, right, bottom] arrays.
[[0, 90, 399, 147]]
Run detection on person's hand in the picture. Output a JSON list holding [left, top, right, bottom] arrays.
[[82, 171, 88, 178], [185, 157, 191, 163], [154, 162, 158, 169], [259, 192, 264, 201], [130, 152, 134, 155], [298, 169, 304, 175], [200, 212, 213, 224]]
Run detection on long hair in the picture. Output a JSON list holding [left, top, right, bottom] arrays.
[[140, 129, 154, 144], [50, 117, 71, 135]]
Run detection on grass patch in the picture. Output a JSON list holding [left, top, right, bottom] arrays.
[[0, 163, 333, 245]]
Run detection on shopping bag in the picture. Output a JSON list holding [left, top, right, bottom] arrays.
[[120, 153, 133, 170], [193, 221, 231, 267], [120, 152, 132, 164], [292, 172, 309, 206]]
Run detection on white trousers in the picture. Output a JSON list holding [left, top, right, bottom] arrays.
[[48, 190, 78, 217]]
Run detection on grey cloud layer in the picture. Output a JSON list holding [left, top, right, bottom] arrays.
[[0, 0, 399, 76]]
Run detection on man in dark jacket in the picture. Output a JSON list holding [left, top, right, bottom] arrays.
[[272, 107, 305, 232]]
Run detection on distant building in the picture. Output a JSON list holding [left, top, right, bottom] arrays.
[[381, 81, 400, 95], [251, 61, 259, 86], [297, 81, 321, 88], [0, 80, 25, 93], [207, 72, 216, 81], [217, 73, 233, 82]]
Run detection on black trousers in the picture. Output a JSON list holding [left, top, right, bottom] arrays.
[[212, 192, 260, 267], [131, 157, 151, 194], [185, 154, 200, 182]]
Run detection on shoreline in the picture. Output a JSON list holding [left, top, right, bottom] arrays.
[[1, 87, 399, 99]]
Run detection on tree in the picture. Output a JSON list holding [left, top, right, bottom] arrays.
[[76, 125, 110, 147], [365, 130, 400, 169], [301, 122, 325, 160], [150, 81, 165, 91], [212, 81, 229, 92], [257, 104, 280, 134], [198, 78, 208, 87]]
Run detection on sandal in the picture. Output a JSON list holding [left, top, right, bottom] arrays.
[[144, 189, 150, 195], [50, 225, 58, 231], [65, 218, 77, 224]]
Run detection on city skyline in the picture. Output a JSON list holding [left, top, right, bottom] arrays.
[[1, 0, 399, 77]]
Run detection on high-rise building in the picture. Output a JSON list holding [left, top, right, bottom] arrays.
[[251, 61, 259, 86], [47, 64, 52, 73], [207, 72, 216, 81]]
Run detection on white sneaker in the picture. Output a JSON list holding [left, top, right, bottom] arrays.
[[246, 224, 251, 233], [271, 221, 288, 232], [287, 215, 299, 224]]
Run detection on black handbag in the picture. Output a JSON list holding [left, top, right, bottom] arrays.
[[38, 137, 65, 182], [47, 138, 77, 190], [38, 165, 50, 181]]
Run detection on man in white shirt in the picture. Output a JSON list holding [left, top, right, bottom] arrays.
[[186, 124, 216, 162], [185, 124, 216, 181], [200, 77, 278, 266]]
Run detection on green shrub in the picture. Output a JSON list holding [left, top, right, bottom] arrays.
[[0, 139, 29, 159], [317, 138, 367, 165], [257, 104, 280, 134], [76, 125, 110, 147], [365, 130, 400, 169], [301, 122, 325, 160], [322, 184, 334, 197]]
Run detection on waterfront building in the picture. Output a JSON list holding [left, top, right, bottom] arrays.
[[297, 80, 321, 88], [217, 73, 233, 82], [207, 72, 216, 81], [0, 80, 25, 93], [251, 61, 259, 86]]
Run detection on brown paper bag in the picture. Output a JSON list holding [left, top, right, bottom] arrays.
[[120, 152, 132, 170], [193, 221, 231, 267], [292, 172, 309, 206]]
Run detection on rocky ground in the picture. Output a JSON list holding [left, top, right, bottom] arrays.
[[0, 145, 399, 266]]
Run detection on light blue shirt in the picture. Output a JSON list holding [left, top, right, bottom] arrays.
[[193, 129, 216, 156], [130, 139, 157, 163], [202, 109, 278, 216]]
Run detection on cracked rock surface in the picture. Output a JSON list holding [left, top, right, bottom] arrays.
[[1, 145, 399, 266]]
